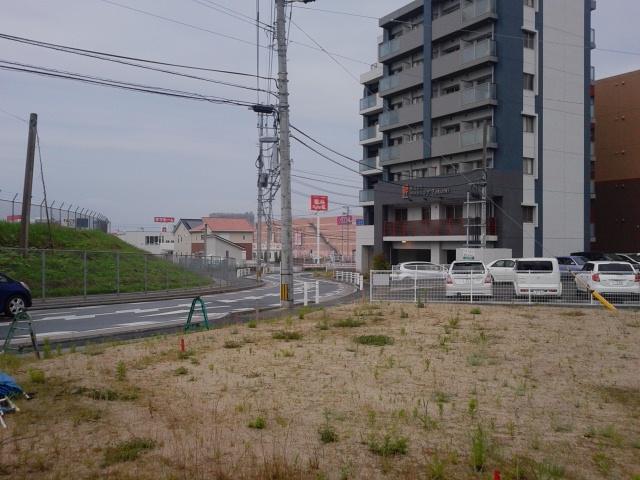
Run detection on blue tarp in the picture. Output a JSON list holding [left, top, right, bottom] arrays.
[[0, 372, 23, 399]]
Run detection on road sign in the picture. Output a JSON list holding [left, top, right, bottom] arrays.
[[337, 215, 353, 225], [6, 215, 21, 223], [154, 217, 175, 223], [310, 195, 328, 212]]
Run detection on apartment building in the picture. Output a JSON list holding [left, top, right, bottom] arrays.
[[591, 69, 640, 252], [356, 0, 594, 270]]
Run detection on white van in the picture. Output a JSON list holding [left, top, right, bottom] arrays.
[[514, 258, 562, 297]]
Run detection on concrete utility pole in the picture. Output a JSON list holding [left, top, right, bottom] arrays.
[[481, 120, 488, 249], [19, 113, 37, 255], [276, 0, 294, 307], [316, 212, 320, 264]]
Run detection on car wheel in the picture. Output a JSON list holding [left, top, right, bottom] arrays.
[[4, 295, 26, 317]]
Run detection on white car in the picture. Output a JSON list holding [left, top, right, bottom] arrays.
[[514, 258, 562, 297], [391, 262, 447, 281], [445, 261, 492, 297], [616, 254, 640, 272], [574, 261, 640, 295], [486, 258, 516, 283]]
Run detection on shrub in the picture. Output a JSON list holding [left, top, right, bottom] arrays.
[[354, 335, 394, 346], [174, 367, 189, 376], [248, 416, 266, 429], [247, 320, 257, 328], [368, 434, 408, 456], [333, 318, 364, 328], [42, 338, 52, 359], [223, 340, 242, 349], [28, 369, 45, 384], [102, 437, 156, 466], [115, 361, 126, 381], [426, 455, 446, 480], [470, 425, 489, 472], [318, 425, 338, 444], [470, 308, 481, 315], [272, 331, 302, 341], [372, 253, 390, 271]]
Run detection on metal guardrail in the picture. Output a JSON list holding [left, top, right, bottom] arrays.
[[334, 270, 364, 291], [369, 269, 640, 307]]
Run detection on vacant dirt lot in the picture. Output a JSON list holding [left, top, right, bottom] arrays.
[[1, 303, 639, 479]]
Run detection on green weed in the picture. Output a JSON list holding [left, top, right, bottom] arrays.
[[368, 434, 408, 456], [248, 416, 266, 429], [272, 331, 302, 341], [28, 368, 45, 384], [102, 437, 156, 467], [115, 361, 126, 381], [354, 335, 394, 346], [470, 424, 489, 472], [223, 340, 242, 349]]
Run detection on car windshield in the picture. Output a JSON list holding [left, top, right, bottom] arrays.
[[628, 254, 640, 262], [599, 263, 634, 273], [452, 262, 484, 272], [516, 261, 553, 272]]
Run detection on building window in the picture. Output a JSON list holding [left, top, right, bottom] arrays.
[[523, 157, 534, 175], [523, 115, 535, 133], [522, 206, 536, 223], [523, 0, 534, 7], [445, 205, 463, 219], [395, 208, 408, 222], [523, 73, 535, 91], [523, 31, 536, 49], [422, 207, 431, 221]]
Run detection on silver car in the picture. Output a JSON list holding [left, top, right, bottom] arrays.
[[391, 262, 447, 281], [486, 258, 516, 283]]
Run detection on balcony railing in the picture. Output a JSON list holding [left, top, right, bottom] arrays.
[[462, 38, 496, 63], [462, 83, 496, 105], [360, 94, 381, 112], [383, 218, 497, 237], [379, 24, 424, 60], [461, 125, 496, 147], [379, 75, 400, 92], [590, 28, 596, 49], [360, 156, 380, 172], [359, 190, 375, 203], [462, 0, 496, 21], [359, 125, 380, 142]]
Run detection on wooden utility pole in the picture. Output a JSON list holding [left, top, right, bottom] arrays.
[[19, 113, 38, 255]]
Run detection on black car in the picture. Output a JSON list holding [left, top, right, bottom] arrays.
[[0, 273, 32, 317], [571, 251, 607, 261]]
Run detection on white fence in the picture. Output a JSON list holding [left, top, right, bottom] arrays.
[[334, 270, 364, 291], [369, 270, 640, 307], [303, 281, 320, 306]]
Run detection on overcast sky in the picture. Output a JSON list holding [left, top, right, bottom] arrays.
[[1, 0, 637, 230]]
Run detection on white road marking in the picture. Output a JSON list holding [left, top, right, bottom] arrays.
[[140, 309, 191, 317]]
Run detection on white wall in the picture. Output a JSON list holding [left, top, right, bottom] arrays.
[[204, 236, 246, 262], [541, 0, 586, 256], [114, 230, 174, 255]]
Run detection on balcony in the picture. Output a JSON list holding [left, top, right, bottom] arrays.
[[431, 126, 496, 157], [432, 83, 496, 118], [379, 102, 423, 131], [359, 125, 383, 145], [383, 218, 497, 237], [359, 94, 383, 115], [432, 39, 497, 79], [379, 24, 424, 63], [360, 63, 383, 84], [379, 64, 423, 96], [590, 28, 596, 49], [380, 141, 424, 166], [359, 189, 375, 205], [432, 0, 497, 41], [360, 155, 381, 174]]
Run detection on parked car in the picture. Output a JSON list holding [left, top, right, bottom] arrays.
[[513, 258, 562, 297], [616, 254, 640, 271], [486, 258, 516, 283], [574, 261, 640, 295], [557, 255, 588, 272], [445, 261, 492, 297], [0, 273, 32, 317], [391, 262, 447, 281], [571, 251, 606, 261]]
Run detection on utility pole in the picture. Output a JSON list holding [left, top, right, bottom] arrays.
[[316, 212, 320, 264], [19, 113, 37, 255], [481, 120, 488, 249], [276, 0, 294, 307]]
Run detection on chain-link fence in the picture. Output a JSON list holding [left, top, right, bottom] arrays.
[[0, 247, 256, 299], [370, 269, 640, 307], [0, 197, 109, 232]]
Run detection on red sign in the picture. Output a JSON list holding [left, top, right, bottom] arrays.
[[6, 215, 21, 223], [154, 217, 175, 223], [310, 195, 329, 212], [337, 215, 353, 225]]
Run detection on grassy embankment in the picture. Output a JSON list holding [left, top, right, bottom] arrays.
[[0, 222, 211, 297], [1, 303, 638, 479]]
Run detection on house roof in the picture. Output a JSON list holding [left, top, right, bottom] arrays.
[[191, 217, 254, 233], [210, 234, 246, 250], [173, 218, 202, 233]]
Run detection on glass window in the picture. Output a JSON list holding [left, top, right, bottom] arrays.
[[523, 31, 536, 49], [523, 116, 535, 133], [522, 206, 535, 223], [523, 73, 535, 91], [452, 262, 485, 272], [524, 0, 535, 7], [599, 263, 634, 273], [516, 261, 553, 272], [523, 157, 534, 175], [505, 260, 515, 268], [493, 260, 505, 268]]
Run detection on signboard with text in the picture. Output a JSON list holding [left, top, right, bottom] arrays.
[[6, 215, 21, 223], [154, 217, 175, 223], [337, 215, 353, 226], [309, 195, 329, 212]]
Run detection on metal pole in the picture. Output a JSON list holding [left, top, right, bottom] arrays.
[[276, 0, 294, 308], [19, 113, 37, 254], [83, 250, 87, 298], [481, 120, 488, 249], [41, 250, 46, 300], [303, 282, 309, 306], [316, 212, 320, 264], [144, 254, 148, 293], [116, 252, 120, 295], [11, 193, 18, 219], [315, 280, 320, 304]]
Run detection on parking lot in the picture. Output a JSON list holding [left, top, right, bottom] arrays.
[[370, 271, 640, 306]]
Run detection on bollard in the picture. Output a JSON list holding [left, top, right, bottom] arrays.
[[303, 282, 309, 306], [180, 338, 185, 353], [315, 281, 320, 304]]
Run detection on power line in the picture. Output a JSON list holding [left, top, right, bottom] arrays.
[[0, 33, 276, 81], [293, 168, 360, 184], [190, 0, 273, 31], [291, 174, 358, 189], [293, 179, 358, 198], [0, 107, 27, 123]]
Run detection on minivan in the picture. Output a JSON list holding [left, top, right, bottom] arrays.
[[514, 258, 562, 297]]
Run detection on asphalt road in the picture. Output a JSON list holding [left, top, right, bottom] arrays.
[[1, 274, 356, 343]]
